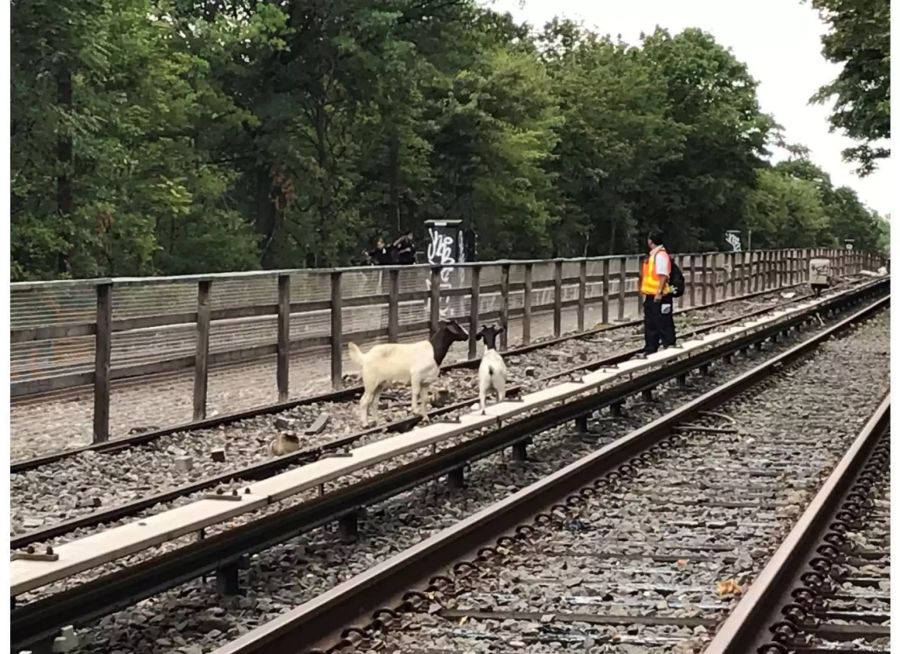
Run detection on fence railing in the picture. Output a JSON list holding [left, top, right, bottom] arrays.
[[10, 247, 879, 443]]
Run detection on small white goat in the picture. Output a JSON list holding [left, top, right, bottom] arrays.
[[348, 320, 469, 424], [476, 324, 507, 414]]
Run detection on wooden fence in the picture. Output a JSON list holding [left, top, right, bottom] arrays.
[[9, 247, 878, 443]]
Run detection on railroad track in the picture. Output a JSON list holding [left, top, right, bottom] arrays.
[[8, 281, 888, 653], [11, 283, 867, 550], [198, 295, 889, 654], [11, 283, 847, 473], [707, 399, 890, 654]]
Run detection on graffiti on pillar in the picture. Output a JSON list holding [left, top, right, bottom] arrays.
[[724, 232, 741, 252], [425, 226, 461, 318]]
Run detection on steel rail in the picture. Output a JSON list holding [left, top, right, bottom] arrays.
[[203, 295, 889, 654], [703, 393, 890, 654], [10, 283, 823, 473], [10, 281, 877, 549], [9, 289, 888, 652]]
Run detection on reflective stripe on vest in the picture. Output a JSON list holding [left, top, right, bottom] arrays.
[[641, 247, 672, 296]]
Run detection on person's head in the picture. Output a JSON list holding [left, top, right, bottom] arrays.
[[376, 238, 385, 248], [647, 231, 665, 250]]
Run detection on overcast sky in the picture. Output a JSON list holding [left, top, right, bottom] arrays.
[[487, 0, 892, 217]]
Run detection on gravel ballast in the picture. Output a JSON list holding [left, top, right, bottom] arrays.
[[30, 302, 888, 653], [10, 287, 823, 538]]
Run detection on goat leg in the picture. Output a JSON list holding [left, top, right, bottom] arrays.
[[410, 375, 421, 415], [370, 383, 384, 423], [358, 390, 372, 425], [496, 378, 506, 403], [419, 385, 430, 422]]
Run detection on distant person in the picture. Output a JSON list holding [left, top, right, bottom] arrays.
[[640, 231, 676, 354], [366, 238, 394, 265], [393, 233, 416, 265]]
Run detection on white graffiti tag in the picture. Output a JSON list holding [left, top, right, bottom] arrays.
[[725, 232, 742, 252], [425, 228, 459, 317]]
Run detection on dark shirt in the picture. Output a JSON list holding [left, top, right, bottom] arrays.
[[368, 246, 394, 265], [394, 239, 416, 265]]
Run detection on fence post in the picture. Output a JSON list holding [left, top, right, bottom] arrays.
[[193, 280, 211, 421], [388, 269, 400, 342], [637, 255, 644, 318], [617, 257, 627, 321], [774, 250, 781, 287], [553, 259, 563, 337], [767, 250, 774, 289], [760, 251, 766, 290], [468, 265, 481, 359], [430, 266, 442, 335], [728, 252, 737, 297], [277, 274, 290, 402], [500, 263, 510, 351], [577, 259, 587, 332], [92, 282, 113, 443], [701, 254, 709, 304], [690, 254, 698, 307], [782, 250, 788, 287], [740, 251, 748, 295], [769, 251, 777, 288], [330, 271, 343, 390], [601, 258, 610, 325], [523, 263, 533, 344], [771, 250, 778, 289], [750, 251, 755, 294], [781, 249, 791, 286], [718, 254, 726, 299]]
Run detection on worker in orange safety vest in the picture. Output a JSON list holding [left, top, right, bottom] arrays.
[[640, 231, 676, 354]]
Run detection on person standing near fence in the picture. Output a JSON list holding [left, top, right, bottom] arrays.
[[640, 231, 676, 354], [366, 238, 394, 265], [393, 233, 417, 264]]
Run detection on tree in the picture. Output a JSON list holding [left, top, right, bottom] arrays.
[[744, 168, 830, 248], [539, 21, 684, 256], [807, 0, 890, 175], [744, 156, 888, 251], [11, 1, 885, 279], [638, 28, 776, 252], [11, 0, 261, 280]]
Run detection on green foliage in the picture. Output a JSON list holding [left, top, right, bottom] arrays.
[[637, 28, 775, 251], [808, 0, 890, 174], [10, 0, 887, 280], [745, 156, 888, 251]]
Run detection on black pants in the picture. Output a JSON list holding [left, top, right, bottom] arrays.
[[643, 295, 676, 353]]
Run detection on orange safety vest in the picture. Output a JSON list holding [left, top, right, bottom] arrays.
[[641, 246, 672, 296]]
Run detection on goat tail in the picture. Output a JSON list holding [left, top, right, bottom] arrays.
[[348, 342, 365, 367]]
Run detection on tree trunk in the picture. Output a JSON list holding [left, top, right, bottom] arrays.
[[388, 130, 401, 233], [56, 64, 73, 275], [255, 166, 278, 268], [314, 102, 334, 264]]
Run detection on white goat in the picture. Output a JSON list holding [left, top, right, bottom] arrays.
[[348, 320, 469, 425], [476, 325, 507, 414]]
